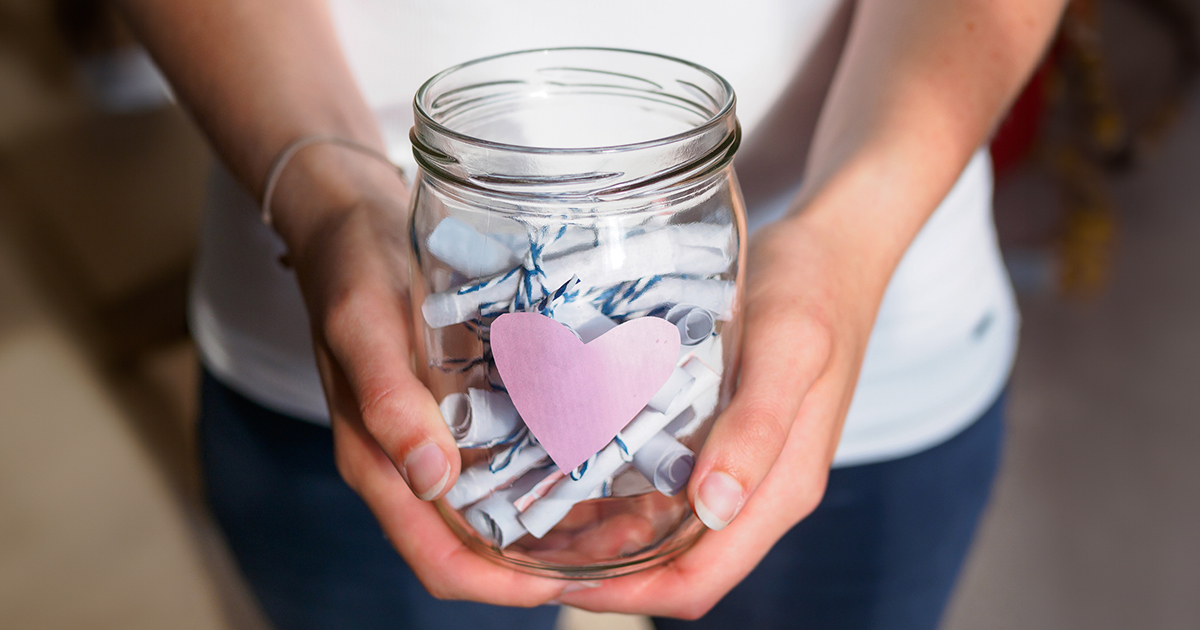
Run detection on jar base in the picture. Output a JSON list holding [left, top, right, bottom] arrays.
[[442, 501, 707, 580]]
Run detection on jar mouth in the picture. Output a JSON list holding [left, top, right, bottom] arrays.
[[411, 47, 739, 200], [414, 47, 735, 154]]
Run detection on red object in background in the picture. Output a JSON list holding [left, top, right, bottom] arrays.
[[991, 56, 1053, 177]]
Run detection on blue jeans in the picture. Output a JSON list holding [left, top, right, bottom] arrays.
[[199, 372, 1003, 630]]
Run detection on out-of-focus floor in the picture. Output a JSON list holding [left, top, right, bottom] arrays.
[[942, 88, 1200, 630], [2, 2, 1198, 629]]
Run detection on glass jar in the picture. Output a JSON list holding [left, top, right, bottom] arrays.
[[408, 48, 745, 579]]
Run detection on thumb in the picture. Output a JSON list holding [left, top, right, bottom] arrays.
[[689, 304, 831, 529], [318, 286, 461, 501]]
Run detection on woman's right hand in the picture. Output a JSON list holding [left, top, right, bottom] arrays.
[[270, 145, 573, 605], [116, 0, 576, 606]]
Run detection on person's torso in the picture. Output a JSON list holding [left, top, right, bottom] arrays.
[[190, 0, 1017, 465]]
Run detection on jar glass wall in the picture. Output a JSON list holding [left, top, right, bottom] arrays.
[[408, 48, 746, 579]]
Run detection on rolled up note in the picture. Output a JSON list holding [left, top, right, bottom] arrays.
[[422, 229, 678, 328], [422, 224, 736, 328], [669, 344, 723, 439], [665, 222, 736, 261], [645, 365, 697, 413], [439, 388, 524, 449], [632, 431, 695, 496], [609, 408, 696, 498], [549, 301, 616, 343], [443, 353, 698, 508], [541, 223, 732, 265], [464, 465, 554, 549], [467, 467, 611, 549], [666, 304, 717, 346], [589, 277, 736, 321], [426, 216, 520, 278], [541, 224, 605, 259], [518, 357, 721, 538], [444, 432, 550, 509]]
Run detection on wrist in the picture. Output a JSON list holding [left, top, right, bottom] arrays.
[[265, 138, 411, 258], [778, 138, 974, 282]]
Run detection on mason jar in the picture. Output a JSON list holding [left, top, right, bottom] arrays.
[[407, 48, 745, 579]]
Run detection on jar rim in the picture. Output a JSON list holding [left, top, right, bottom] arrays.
[[412, 47, 736, 155]]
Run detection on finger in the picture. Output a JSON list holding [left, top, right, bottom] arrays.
[[295, 204, 459, 501], [559, 376, 841, 618], [316, 278, 461, 501], [688, 292, 832, 531], [331, 395, 568, 605]]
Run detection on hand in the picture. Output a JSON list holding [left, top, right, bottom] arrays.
[[558, 210, 884, 618], [272, 146, 570, 605]]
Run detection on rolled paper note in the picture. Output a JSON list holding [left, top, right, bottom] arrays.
[[540, 222, 730, 264], [589, 277, 737, 321], [632, 431, 695, 496], [549, 301, 616, 343], [465, 493, 527, 549], [511, 469, 567, 513], [665, 304, 717, 346], [645, 365, 697, 413], [422, 226, 734, 328], [485, 230, 530, 254], [674, 345, 722, 438], [518, 357, 721, 538], [511, 466, 619, 514], [624, 222, 734, 263], [672, 243, 734, 279], [467, 467, 611, 549], [464, 465, 554, 548], [610, 408, 695, 498], [444, 432, 551, 509], [663, 406, 698, 437], [444, 354, 693, 508], [682, 334, 723, 378], [427, 217, 520, 278], [654, 343, 720, 440], [439, 388, 524, 448], [540, 224, 605, 258], [652, 223, 736, 278], [485, 223, 602, 262]]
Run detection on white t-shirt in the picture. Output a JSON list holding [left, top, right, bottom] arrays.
[[189, 0, 1017, 467]]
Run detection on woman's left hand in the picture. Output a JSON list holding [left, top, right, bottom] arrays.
[[560, 0, 1067, 612], [558, 210, 881, 618]]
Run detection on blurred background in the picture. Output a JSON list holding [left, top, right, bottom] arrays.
[[0, 0, 1197, 628]]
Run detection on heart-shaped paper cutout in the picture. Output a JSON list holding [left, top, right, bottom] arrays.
[[490, 312, 681, 472]]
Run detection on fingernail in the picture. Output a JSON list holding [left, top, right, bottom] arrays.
[[561, 581, 602, 595], [403, 442, 450, 501], [695, 470, 744, 531]]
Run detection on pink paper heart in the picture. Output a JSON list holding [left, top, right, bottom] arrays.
[[490, 312, 681, 472]]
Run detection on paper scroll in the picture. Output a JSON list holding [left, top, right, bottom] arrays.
[[465, 467, 610, 549], [439, 388, 523, 448], [518, 357, 721, 538], [422, 229, 678, 328], [631, 431, 695, 496], [444, 432, 551, 509], [666, 304, 717, 346], [425, 217, 737, 543], [464, 465, 553, 549], [421, 223, 737, 328], [588, 277, 736, 321], [426, 216, 519, 278], [550, 301, 616, 343]]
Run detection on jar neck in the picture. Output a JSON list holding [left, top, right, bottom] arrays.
[[410, 48, 739, 202]]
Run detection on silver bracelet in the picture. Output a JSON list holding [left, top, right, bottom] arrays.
[[260, 134, 404, 227]]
